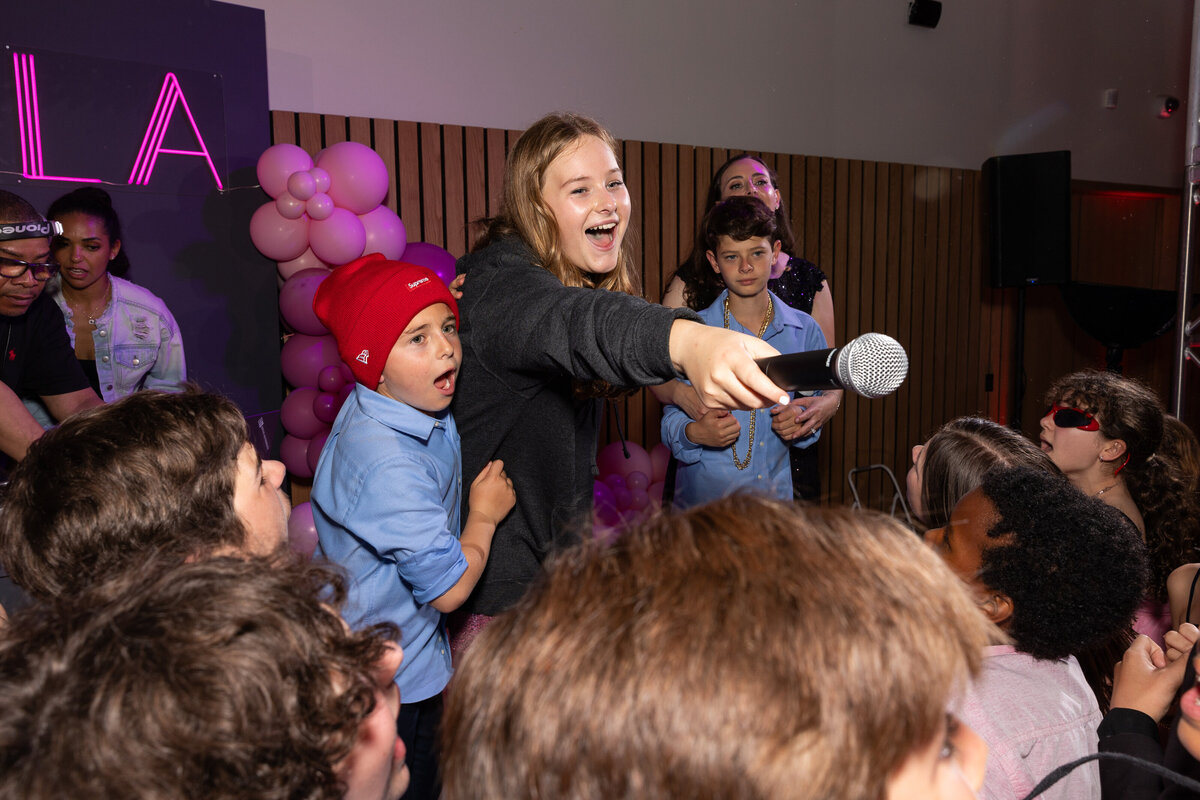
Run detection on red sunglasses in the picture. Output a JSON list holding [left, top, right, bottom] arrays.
[[1046, 404, 1100, 431]]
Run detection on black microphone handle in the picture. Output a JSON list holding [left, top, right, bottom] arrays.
[[754, 346, 846, 393]]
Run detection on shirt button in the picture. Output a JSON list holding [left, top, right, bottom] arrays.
[[98, 329, 107, 337], [102, 356, 109, 363], [106, 385, 113, 391], [132, 357, 140, 365]]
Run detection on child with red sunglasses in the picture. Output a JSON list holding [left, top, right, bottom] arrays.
[[1041, 370, 1200, 648]]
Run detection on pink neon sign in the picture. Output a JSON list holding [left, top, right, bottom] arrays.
[[11, 52, 223, 190], [12, 52, 99, 183], [129, 72, 223, 189]]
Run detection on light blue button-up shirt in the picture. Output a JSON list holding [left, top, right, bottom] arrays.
[[661, 290, 826, 509], [312, 384, 467, 702]]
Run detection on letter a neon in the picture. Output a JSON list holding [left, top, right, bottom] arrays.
[[128, 72, 223, 189]]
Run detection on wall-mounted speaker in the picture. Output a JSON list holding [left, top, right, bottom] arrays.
[[981, 150, 1071, 288]]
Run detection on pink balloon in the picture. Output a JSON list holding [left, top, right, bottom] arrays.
[[287, 501, 319, 560], [612, 486, 633, 510], [280, 434, 314, 479], [358, 205, 408, 260], [277, 248, 333, 281], [339, 362, 356, 384], [400, 241, 456, 286], [287, 170, 317, 201], [281, 387, 326, 439], [626, 471, 649, 492], [596, 441, 653, 482], [310, 167, 331, 193], [650, 443, 671, 484], [278, 267, 331, 335], [275, 192, 307, 220], [593, 480, 616, 510], [250, 202, 310, 262], [336, 382, 355, 410], [306, 430, 330, 474], [309, 207, 366, 266], [602, 473, 626, 492], [316, 141, 390, 214], [596, 442, 627, 481], [257, 143, 314, 199], [317, 364, 347, 393], [306, 193, 334, 221], [627, 488, 650, 511], [313, 392, 339, 424], [648, 480, 665, 508], [280, 333, 340, 389]]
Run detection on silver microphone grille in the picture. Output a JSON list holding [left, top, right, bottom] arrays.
[[834, 333, 909, 399]]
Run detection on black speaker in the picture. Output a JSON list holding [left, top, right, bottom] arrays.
[[982, 150, 1071, 288], [907, 0, 942, 28]]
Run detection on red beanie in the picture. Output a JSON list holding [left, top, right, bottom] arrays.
[[312, 253, 459, 388]]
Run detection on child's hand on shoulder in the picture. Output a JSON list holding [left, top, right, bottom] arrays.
[[469, 459, 515, 526], [685, 409, 740, 448]]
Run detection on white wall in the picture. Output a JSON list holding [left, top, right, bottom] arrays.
[[231, 0, 1194, 187]]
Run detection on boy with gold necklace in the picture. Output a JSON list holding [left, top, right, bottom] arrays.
[[661, 196, 826, 508]]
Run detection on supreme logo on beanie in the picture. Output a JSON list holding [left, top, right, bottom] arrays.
[[312, 252, 459, 388]]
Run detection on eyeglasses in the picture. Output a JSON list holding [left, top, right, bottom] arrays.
[[1046, 404, 1100, 431], [0, 256, 59, 281]]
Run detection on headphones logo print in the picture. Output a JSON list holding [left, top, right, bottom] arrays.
[[356, 350, 370, 365]]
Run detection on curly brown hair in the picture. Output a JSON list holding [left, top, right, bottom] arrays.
[[0, 556, 396, 800], [0, 386, 253, 600], [1045, 370, 1200, 601]]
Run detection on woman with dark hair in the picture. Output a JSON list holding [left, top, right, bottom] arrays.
[[43, 187, 185, 405], [1042, 370, 1200, 645], [656, 154, 838, 499]]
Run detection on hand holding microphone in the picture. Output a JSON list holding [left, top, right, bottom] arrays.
[[755, 333, 909, 398]]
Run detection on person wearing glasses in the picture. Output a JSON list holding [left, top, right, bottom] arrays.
[[1041, 370, 1200, 649], [0, 189, 101, 461], [22, 188, 184, 427]]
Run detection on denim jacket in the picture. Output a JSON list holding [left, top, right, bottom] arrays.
[[53, 275, 186, 400]]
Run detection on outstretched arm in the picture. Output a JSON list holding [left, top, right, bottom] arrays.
[[668, 320, 788, 410]]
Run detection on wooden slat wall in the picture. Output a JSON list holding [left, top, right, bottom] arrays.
[[271, 110, 1019, 507]]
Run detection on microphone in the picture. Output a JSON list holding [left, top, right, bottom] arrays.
[[755, 333, 909, 399]]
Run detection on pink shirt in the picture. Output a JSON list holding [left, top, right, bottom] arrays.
[[959, 645, 1101, 800]]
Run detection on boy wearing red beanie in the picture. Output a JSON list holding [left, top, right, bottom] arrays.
[[311, 253, 515, 800]]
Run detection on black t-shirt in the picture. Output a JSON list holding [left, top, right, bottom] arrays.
[[0, 292, 90, 398]]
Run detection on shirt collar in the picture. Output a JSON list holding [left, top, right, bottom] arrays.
[[351, 383, 448, 441], [714, 289, 800, 336]]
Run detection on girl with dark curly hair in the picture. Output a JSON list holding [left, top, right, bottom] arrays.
[[1042, 370, 1200, 644], [925, 466, 1149, 800]]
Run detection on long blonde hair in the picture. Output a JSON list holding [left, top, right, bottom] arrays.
[[473, 112, 641, 296]]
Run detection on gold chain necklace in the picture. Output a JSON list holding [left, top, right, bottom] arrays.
[[722, 295, 774, 470], [67, 275, 112, 327]]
